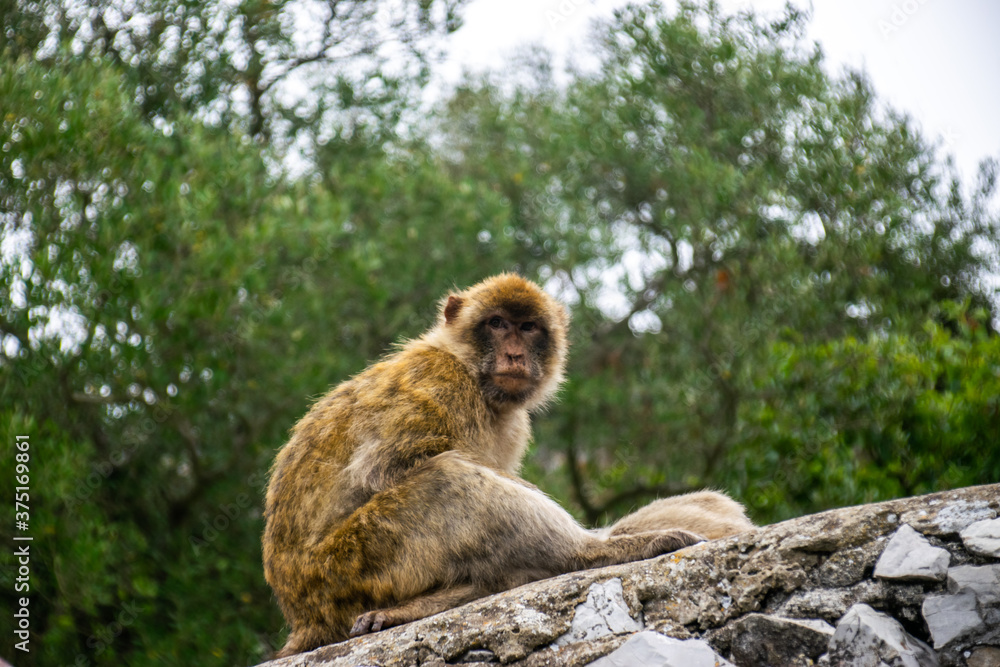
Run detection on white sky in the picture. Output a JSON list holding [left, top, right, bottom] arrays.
[[437, 0, 1000, 183]]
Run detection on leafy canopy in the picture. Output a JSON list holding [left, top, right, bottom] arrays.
[[1, 1, 997, 665]]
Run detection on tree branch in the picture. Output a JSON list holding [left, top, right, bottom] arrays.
[[565, 439, 599, 525]]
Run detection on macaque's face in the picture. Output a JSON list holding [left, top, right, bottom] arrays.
[[442, 273, 568, 410], [474, 310, 551, 405]]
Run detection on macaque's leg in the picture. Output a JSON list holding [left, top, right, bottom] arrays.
[[320, 452, 703, 637]]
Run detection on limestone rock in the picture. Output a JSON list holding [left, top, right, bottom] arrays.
[[254, 484, 1000, 667], [946, 563, 1000, 604], [922, 592, 983, 649], [901, 498, 997, 536], [960, 518, 1000, 557], [874, 524, 950, 582], [553, 579, 642, 647], [586, 631, 732, 667], [728, 614, 833, 666], [828, 603, 938, 666]]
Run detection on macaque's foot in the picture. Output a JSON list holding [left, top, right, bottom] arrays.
[[350, 610, 392, 637]]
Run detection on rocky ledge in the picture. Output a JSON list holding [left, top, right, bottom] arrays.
[[259, 483, 1000, 667]]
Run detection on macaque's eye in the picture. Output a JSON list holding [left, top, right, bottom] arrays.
[[488, 316, 504, 329], [520, 322, 536, 332]]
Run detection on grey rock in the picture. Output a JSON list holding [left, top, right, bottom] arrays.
[[777, 578, 930, 630], [922, 592, 983, 649], [587, 631, 733, 667], [553, 578, 642, 647], [901, 497, 997, 536], [815, 542, 883, 587], [828, 603, 938, 666], [961, 518, 1000, 557], [947, 564, 1000, 604], [777, 582, 872, 620], [874, 524, 950, 582], [729, 614, 833, 667], [254, 484, 1000, 667]]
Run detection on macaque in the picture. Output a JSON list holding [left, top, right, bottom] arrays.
[[262, 273, 753, 657]]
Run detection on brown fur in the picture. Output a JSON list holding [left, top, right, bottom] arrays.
[[262, 274, 753, 657], [603, 490, 754, 540]]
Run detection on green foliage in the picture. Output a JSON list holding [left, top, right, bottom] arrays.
[[2, 0, 466, 143], [736, 305, 1000, 520], [440, 1, 998, 526], [0, 27, 515, 665], [0, 0, 997, 665]]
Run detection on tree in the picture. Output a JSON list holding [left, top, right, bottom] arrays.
[[2, 0, 465, 143], [2, 0, 998, 663], [0, 0, 534, 663], [439, 1, 999, 524], [737, 304, 1000, 518], [0, 48, 522, 663]]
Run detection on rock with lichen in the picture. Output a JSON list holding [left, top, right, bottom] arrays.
[[255, 484, 1000, 667]]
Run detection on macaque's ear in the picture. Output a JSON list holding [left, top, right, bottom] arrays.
[[444, 296, 463, 325]]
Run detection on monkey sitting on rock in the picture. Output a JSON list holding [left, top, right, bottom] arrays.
[[262, 273, 753, 657]]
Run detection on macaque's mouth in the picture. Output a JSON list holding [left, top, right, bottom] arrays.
[[492, 373, 534, 391]]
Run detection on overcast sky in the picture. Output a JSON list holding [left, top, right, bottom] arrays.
[[437, 0, 1000, 184]]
